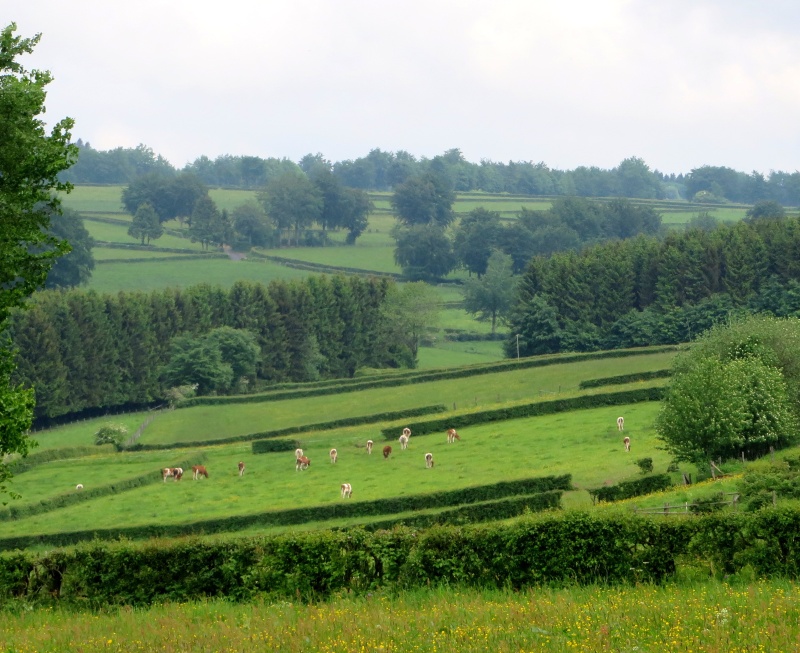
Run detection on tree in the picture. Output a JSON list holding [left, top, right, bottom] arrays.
[[392, 224, 457, 281], [462, 250, 516, 333], [390, 172, 455, 227], [127, 202, 164, 245], [160, 334, 233, 396], [452, 208, 503, 277], [745, 200, 786, 223], [45, 207, 95, 288], [203, 326, 260, 388], [232, 201, 275, 248], [656, 315, 800, 464], [504, 294, 563, 357], [0, 23, 77, 497], [188, 196, 226, 250], [379, 282, 440, 365], [121, 172, 208, 224], [258, 172, 322, 245]]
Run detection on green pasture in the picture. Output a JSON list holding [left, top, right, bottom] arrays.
[[1, 402, 664, 538], [86, 257, 310, 293], [83, 218, 206, 251], [416, 341, 504, 368], [60, 185, 126, 213], [208, 187, 259, 211], [139, 350, 675, 444], [259, 244, 400, 274], [93, 247, 197, 261], [29, 412, 151, 451]]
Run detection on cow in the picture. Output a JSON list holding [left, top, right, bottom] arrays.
[[366, 440, 374, 455], [341, 483, 352, 499], [162, 467, 174, 482], [425, 452, 434, 468], [238, 461, 245, 477], [192, 465, 209, 480], [617, 416, 625, 431], [383, 445, 392, 459], [172, 467, 184, 481], [402, 427, 411, 438], [399, 434, 409, 450], [295, 448, 304, 460], [76, 483, 84, 490], [447, 428, 460, 443], [296, 456, 311, 471], [623, 436, 631, 452], [330, 448, 338, 464], [163, 467, 183, 481]]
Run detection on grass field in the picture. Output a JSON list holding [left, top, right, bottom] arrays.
[[3, 580, 798, 652]]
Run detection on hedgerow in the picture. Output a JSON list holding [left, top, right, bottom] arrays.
[[587, 474, 673, 503], [6, 509, 800, 606]]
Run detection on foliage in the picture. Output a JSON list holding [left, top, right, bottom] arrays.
[[127, 202, 163, 245], [392, 224, 457, 281], [121, 172, 208, 223], [188, 196, 229, 250], [461, 250, 516, 334], [657, 316, 800, 464], [390, 172, 455, 227], [258, 172, 323, 246], [378, 282, 440, 364], [588, 473, 673, 503], [635, 457, 654, 474], [231, 201, 275, 248], [0, 23, 77, 498], [93, 423, 128, 446], [44, 207, 95, 288]]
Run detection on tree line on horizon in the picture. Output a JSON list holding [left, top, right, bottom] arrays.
[[59, 141, 800, 206]]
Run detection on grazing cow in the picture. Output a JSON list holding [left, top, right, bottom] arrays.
[[399, 434, 409, 450], [192, 465, 209, 480], [162, 467, 173, 482], [238, 461, 245, 477], [623, 436, 631, 452], [425, 452, 434, 468], [341, 483, 352, 499], [173, 467, 184, 481], [296, 455, 311, 471], [617, 416, 625, 431], [447, 428, 460, 443], [383, 445, 392, 459], [330, 448, 338, 464], [76, 483, 84, 490], [366, 440, 374, 455], [295, 448, 304, 460], [402, 427, 411, 438]]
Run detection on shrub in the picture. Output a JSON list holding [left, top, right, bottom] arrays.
[[94, 423, 128, 446], [636, 458, 654, 474]]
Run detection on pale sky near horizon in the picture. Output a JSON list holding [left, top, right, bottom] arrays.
[[8, 1, 800, 175]]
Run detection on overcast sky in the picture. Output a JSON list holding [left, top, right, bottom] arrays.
[[9, 1, 800, 175]]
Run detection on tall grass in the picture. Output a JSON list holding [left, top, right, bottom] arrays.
[[2, 580, 797, 652]]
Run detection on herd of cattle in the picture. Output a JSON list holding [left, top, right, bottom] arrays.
[[74, 418, 630, 493]]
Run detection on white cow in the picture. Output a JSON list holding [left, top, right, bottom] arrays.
[[366, 440, 374, 455], [341, 483, 352, 498], [399, 434, 409, 450], [623, 436, 631, 452], [617, 416, 625, 431], [425, 452, 434, 468], [330, 448, 338, 463]]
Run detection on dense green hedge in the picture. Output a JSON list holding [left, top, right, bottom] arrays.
[[251, 439, 303, 454], [380, 387, 665, 439], [579, 369, 672, 389], [6, 445, 115, 475], [11, 509, 800, 606], [358, 491, 563, 531], [0, 474, 570, 551], [178, 346, 680, 408], [0, 454, 206, 523], [587, 474, 674, 503]]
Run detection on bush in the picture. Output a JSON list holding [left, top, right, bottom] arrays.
[[588, 474, 673, 503], [636, 458, 654, 474], [94, 423, 128, 446]]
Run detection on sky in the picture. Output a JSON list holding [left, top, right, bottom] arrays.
[[8, 0, 800, 175]]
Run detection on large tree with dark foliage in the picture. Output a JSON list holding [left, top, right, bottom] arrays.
[[0, 23, 77, 495], [391, 172, 455, 227], [45, 207, 95, 288]]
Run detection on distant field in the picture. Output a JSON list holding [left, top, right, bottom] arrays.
[[86, 257, 310, 293], [93, 247, 199, 260]]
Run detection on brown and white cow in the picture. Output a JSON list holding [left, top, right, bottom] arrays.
[[383, 445, 392, 459], [399, 434, 409, 450], [425, 452, 434, 468], [238, 461, 245, 477], [402, 427, 411, 438], [447, 428, 460, 443], [366, 440, 374, 455], [76, 483, 84, 490], [617, 416, 625, 431], [163, 467, 183, 481], [295, 448, 304, 460], [296, 456, 311, 471], [340, 483, 352, 499], [330, 448, 338, 464], [162, 467, 173, 482], [192, 465, 209, 480], [623, 436, 631, 452]]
